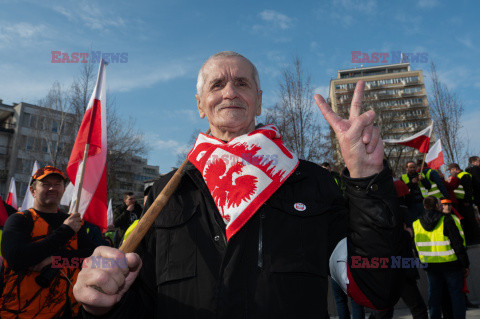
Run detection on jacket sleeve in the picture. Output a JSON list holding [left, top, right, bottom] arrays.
[[113, 206, 131, 229], [461, 175, 474, 204], [431, 170, 450, 199], [341, 163, 405, 310], [443, 214, 470, 268], [2, 213, 76, 270], [81, 173, 174, 319]]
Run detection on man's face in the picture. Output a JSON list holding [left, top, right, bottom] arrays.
[[196, 56, 262, 139], [406, 162, 417, 175], [473, 159, 480, 167], [124, 195, 136, 206], [31, 175, 65, 208], [449, 168, 459, 177], [442, 203, 452, 214]]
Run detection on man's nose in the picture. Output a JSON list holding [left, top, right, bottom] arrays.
[[222, 82, 238, 99]]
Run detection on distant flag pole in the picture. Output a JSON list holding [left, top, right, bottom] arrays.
[[419, 123, 434, 174], [67, 59, 108, 231], [6, 177, 17, 210], [20, 160, 40, 211], [107, 199, 113, 227]]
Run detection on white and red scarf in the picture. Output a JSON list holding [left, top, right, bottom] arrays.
[[187, 124, 299, 240]]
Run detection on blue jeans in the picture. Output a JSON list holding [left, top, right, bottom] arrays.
[[331, 278, 365, 319], [426, 269, 466, 319]]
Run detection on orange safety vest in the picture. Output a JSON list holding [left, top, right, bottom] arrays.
[[0, 209, 80, 318]]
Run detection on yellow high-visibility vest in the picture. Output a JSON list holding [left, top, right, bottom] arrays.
[[454, 171, 472, 200], [413, 215, 465, 263], [402, 174, 428, 198]]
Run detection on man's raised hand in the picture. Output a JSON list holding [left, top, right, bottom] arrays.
[[314, 80, 383, 178]]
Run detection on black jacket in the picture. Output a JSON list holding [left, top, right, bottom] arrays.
[[418, 209, 469, 270], [458, 170, 475, 204], [405, 173, 431, 204], [113, 202, 143, 241], [466, 165, 480, 205], [83, 160, 404, 318]]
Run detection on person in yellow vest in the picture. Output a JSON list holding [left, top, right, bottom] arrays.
[[416, 160, 450, 200], [414, 196, 469, 319], [403, 161, 431, 226], [0, 166, 97, 318], [447, 163, 480, 245]]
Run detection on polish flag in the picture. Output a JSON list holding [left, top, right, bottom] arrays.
[[0, 195, 9, 226], [383, 124, 433, 154], [67, 59, 108, 231], [425, 139, 444, 170], [20, 160, 40, 211], [107, 199, 113, 227], [6, 177, 17, 210]]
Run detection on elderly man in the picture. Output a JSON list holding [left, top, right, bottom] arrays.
[[0, 166, 97, 318], [74, 51, 404, 318]]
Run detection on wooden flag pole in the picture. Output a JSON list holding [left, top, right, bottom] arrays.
[[120, 129, 210, 253], [72, 144, 90, 214]]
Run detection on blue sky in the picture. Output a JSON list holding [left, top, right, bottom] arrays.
[[1, 0, 479, 172]]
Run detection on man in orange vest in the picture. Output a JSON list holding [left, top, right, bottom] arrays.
[[0, 166, 97, 318]]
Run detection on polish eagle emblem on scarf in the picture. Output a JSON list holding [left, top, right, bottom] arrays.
[[187, 125, 299, 240]]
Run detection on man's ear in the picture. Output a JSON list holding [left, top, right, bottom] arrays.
[[196, 94, 205, 119], [29, 186, 35, 197], [256, 90, 262, 116]]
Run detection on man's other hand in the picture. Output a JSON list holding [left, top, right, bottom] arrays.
[[314, 81, 383, 178], [63, 213, 82, 233], [73, 246, 142, 316]]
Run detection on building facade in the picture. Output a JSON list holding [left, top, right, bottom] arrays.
[[0, 99, 160, 207], [328, 63, 432, 174]]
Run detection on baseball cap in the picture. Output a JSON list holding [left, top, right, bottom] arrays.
[[31, 166, 67, 185], [441, 199, 453, 204]]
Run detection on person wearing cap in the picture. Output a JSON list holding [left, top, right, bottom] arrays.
[[113, 192, 143, 248], [414, 196, 469, 319], [0, 166, 97, 318], [447, 163, 480, 245]]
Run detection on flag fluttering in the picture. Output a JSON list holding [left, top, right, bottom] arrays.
[[107, 199, 113, 227], [20, 160, 40, 211], [0, 195, 9, 226], [383, 124, 433, 154], [60, 182, 75, 207], [426, 139, 444, 170], [6, 177, 17, 210], [67, 59, 108, 231]]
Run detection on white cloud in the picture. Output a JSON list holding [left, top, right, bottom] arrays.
[[418, 0, 439, 8], [314, 86, 330, 99], [52, 2, 125, 31], [0, 22, 48, 44], [259, 10, 293, 30], [333, 0, 377, 14], [149, 135, 188, 154], [457, 35, 475, 49]]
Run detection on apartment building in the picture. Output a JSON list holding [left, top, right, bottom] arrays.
[[328, 63, 431, 174], [0, 99, 160, 205]]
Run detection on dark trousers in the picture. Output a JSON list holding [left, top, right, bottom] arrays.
[[426, 269, 466, 319], [374, 276, 427, 319], [331, 278, 365, 319], [458, 202, 480, 245]]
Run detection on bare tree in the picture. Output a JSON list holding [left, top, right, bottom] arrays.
[[264, 57, 331, 164], [37, 81, 76, 170], [175, 128, 202, 167], [428, 61, 464, 164]]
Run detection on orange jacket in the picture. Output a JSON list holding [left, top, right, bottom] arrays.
[[0, 209, 80, 318]]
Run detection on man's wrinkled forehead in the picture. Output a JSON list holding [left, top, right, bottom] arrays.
[[203, 57, 255, 85]]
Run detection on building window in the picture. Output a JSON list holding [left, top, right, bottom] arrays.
[[52, 120, 59, 133]]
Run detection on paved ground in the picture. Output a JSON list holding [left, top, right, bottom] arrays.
[[329, 306, 480, 318]]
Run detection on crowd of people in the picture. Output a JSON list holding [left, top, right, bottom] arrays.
[[322, 156, 480, 319], [0, 51, 477, 319]]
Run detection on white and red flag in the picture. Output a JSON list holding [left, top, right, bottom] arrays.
[[0, 195, 9, 226], [383, 124, 433, 154], [67, 59, 108, 231], [426, 139, 444, 170], [20, 160, 40, 211], [6, 177, 17, 210], [187, 125, 298, 240]]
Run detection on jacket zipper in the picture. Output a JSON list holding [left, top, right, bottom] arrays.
[[258, 212, 264, 268]]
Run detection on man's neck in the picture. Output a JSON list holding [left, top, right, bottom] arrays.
[[32, 204, 58, 213]]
